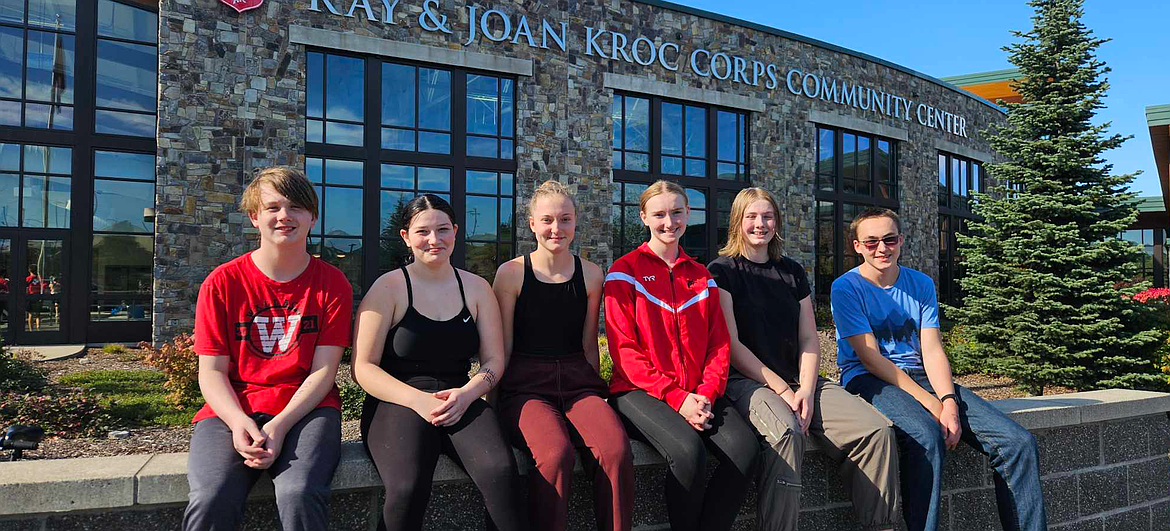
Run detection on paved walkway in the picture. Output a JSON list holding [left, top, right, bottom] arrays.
[[14, 344, 87, 361]]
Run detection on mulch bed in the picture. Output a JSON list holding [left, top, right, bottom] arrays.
[[12, 335, 1070, 461]]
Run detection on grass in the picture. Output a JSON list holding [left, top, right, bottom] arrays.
[[57, 369, 199, 427]]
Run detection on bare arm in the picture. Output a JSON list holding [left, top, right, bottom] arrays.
[[717, 288, 793, 397], [263, 344, 343, 439], [921, 327, 961, 448], [491, 260, 523, 363], [467, 271, 507, 398], [581, 260, 604, 374], [197, 355, 269, 465], [351, 273, 441, 415], [794, 296, 821, 391], [846, 333, 942, 416]]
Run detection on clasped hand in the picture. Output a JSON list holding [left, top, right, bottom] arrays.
[[678, 393, 714, 431], [230, 417, 284, 469], [412, 386, 474, 427]]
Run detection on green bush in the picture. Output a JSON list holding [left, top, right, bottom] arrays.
[[0, 389, 113, 438], [138, 333, 202, 409], [943, 325, 986, 376], [102, 343, 127, 355], [58, 369, 198, 427], [339, 380, 364, 421], [814, 299, 835, 331], [0, 345, 48, 394], [598, 335, 613, 383]]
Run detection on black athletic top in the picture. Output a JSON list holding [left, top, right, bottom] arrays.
[[379, 264, 480, 382], [512, 254, 587, 356], [707, 255, 812, 383]]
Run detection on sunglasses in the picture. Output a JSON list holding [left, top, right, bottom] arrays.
[[858, 234, 902, 251]]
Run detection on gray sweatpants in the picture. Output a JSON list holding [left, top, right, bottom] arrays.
[[725, 376, 900, 531], [182, 407, 342, 531]]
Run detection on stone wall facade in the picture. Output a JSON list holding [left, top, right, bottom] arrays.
[[153, 0, 1005, 342]]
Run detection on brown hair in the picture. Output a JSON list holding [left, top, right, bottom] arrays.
[[638, 180, 688, 212], [719, 187, 783, 262], [848, 207, 901, 242], [240, 166, 319, 219], [528, 180, 577, 217]]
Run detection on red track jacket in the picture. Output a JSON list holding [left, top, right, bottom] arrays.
[[604, 243, 731, 410]]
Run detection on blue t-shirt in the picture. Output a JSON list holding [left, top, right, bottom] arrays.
[[831, 266, 940, 387]]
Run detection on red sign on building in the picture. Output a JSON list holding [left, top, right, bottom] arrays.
[[221, 0, 263, 13]]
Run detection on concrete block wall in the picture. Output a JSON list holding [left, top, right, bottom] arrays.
[[2, 390, 1168, 531]]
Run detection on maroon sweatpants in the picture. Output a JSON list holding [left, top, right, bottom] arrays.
[[498, 353, 634, 531]]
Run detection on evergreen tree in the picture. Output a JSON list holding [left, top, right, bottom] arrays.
[[950, 0, 1166, 393]]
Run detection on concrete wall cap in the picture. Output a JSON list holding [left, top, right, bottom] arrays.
[[2, 390, 1166, 515]]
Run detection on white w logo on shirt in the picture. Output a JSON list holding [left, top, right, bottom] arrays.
[[252, 315, 302, 353]]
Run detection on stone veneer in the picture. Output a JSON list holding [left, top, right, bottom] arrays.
[[153, 0, 1005, 342]]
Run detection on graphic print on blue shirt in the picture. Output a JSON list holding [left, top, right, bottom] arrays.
[[830, 266, 940, 388]]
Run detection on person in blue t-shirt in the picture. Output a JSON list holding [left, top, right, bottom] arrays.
[[831, 208, 1046, 531]]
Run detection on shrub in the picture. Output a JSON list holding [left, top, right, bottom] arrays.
[[943, 325, 985, 376], [598, 335, 613, 383], [339, 380, 364, 421], [0, 344, 48, 394], [814, 299, 835, 331], [138, 333, 202, 409], [102, 343, 127, 355], [0, 389, 113, 438]]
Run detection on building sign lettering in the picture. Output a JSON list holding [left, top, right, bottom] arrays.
[[306, 0, 971, 138]]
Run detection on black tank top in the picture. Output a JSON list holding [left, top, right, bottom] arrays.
[[512, 254, 587, 356], [378, 264, 480, 382]]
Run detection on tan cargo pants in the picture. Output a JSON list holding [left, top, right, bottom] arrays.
[[725, 376, 901, 531]]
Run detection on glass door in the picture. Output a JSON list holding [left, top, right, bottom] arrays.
[[10, 235, 69, 344]]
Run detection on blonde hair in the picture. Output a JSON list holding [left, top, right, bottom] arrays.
[[638, 180, 688, 212], [719, 187, 783, 262], [240, 166, 318, 219], [528, 180, 577, 217]]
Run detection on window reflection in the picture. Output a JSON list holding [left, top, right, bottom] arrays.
[[91, 234, 152, 322], [307, 52, 364, 146], [94, 0, 155, 137]]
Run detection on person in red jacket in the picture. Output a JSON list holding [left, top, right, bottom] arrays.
[[604, 180, 758, 531]]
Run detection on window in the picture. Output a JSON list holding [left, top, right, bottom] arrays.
[[0, 0, 76, 130], [91, 149, 152, 321], [306, 53, 517, 290], [938, 152, 983, 305], [1119, 229, 1156, 284], [813, 126, 899, 298], [306, 52, 364, 146], [610, 93, 749, 264], [0, 142, 71, 228], [305, 156, 363, 295], [94, 0, 156, 137]]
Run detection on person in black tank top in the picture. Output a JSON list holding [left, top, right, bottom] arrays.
[[352, 195, 528, 531], [492, 181, 634, 531]]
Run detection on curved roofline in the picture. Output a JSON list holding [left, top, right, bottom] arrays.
[[633, 0, 1006, 115]]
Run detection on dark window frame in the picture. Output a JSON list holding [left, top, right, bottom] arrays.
[[937, 151, 984, 306], [610, 92, 751, 264], [304, 50, 518, 293], [813, 125, 900, 298]]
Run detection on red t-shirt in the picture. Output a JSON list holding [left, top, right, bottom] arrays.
[[26, 274, 41, 294], [192, 253, 353, 423]]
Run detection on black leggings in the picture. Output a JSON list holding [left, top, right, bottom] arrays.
[[362, 388, 527, 531], [610, 390, 758, 531]]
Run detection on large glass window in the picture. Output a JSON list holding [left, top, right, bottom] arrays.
[[1119, 229, 1156, 284], [814, 126, 899, 298], [94, 0, 156, 137], [0, 0, 76, 129], [0, 142, 71, 228], [938, 152, 984, 305], [306, 52, 364, 147], [91, 150, 152, 322], [306, 54, 517, 292], [611, 93, 750, 264]]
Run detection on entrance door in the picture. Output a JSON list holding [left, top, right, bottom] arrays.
[[1, 235, 69, 344]]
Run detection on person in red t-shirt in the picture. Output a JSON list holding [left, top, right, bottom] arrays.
[[183, 167, 353, 531]]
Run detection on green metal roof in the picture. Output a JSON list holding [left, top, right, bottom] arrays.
[[630, 0, 1005, 115], [939, 68, 1022, 86], [1134, 196, 1165, 213], [1147, 104, 1170, 127]]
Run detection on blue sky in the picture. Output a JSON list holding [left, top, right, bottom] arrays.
[[672, 0, 1166, 198]]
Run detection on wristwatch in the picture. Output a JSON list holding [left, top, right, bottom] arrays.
[[940, 393, 958, 405]]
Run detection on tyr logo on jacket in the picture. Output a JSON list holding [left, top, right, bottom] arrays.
[[603, 243, 731, 411]]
